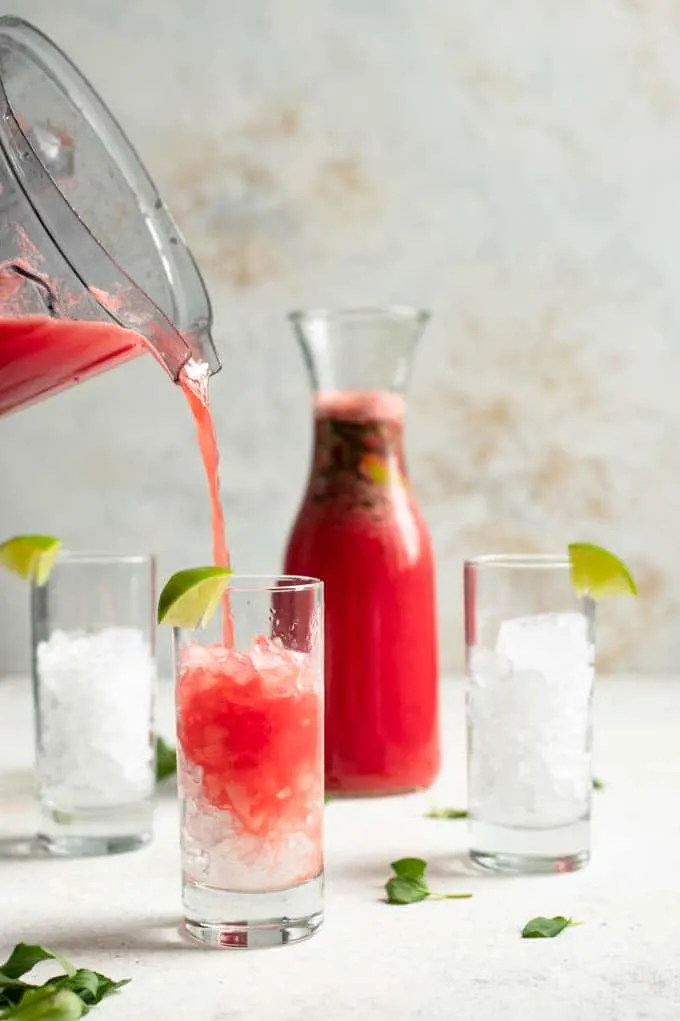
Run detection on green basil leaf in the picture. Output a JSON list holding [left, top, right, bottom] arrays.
[[0, 948, 75, 983], [155, 736, 177, 782], [521, 916, 575, 939], [390, 857, 428, 881], [51, 970, 129, 1007], [0, 985, 84, 1020], [385, 876, 430, 905]]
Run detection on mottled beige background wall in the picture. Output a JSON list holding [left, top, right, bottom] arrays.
[[2, 0, 680, 676]]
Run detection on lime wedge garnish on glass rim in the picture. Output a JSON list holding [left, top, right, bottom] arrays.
[[568, 543, 638, 598], [157, 567, 233, 628], [0, 534, 63, 585]]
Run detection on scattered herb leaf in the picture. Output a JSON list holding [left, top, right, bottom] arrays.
[[51, 971, 130, 1007], [1, 985, 84, 1019], [0, 946, 75, 983], [0, 944, 129, 1018], [385, 876, 430, 905], [0, 978, 28, 1011], [155, 736, 177, 782], [390, 857, 427, 881], [521, 916, 577, 939], [324, 794, 333, 804], [426, 807, 468, 819], [592, 777, 605, 791], [385, 858, 472, 905], [429, 892, 474, 901]]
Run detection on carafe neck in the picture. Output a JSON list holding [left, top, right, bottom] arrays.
[[307, 389, 408, 505], [290, 306, 429, 395], [289, 308, 431, 509]]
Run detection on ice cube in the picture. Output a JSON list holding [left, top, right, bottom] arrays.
[[249, 635, 306, 693], [467, 612, 595, 827], [468, 646, 512, 686], [177, 641, 215, 671], [36, 626, 155, 806], [496, 612, 591, 676], [220, 648, 260, 687]]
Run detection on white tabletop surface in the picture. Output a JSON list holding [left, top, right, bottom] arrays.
[[1, 674, 679, 1021]]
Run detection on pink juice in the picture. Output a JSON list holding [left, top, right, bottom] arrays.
[[176, 635, 323, 891], [179, 365, 234, 648], [0, 314, 144, 416], [284, 390, 440, 796]]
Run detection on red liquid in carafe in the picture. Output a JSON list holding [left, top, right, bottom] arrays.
[[284, 390, 440, 795]]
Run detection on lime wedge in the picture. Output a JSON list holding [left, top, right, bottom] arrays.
[[568, 543, 638, 598], [0, 534, 63, 585], [157, 566, 232, 628]]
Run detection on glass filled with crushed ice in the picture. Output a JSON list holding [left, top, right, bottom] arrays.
[[31, 552, 156, 855], [464, 554, 595, 874], [174, 576, 324, 948]]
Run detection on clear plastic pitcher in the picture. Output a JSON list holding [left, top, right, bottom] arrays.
[[0, 16, 221, 416]]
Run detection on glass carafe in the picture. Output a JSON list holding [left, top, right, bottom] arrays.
[[283, 308, 440, 796]]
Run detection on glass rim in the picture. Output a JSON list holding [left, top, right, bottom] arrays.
[[220, 574, 322, 593], [465, 553, 570, 570], [54, 550, 155, 566], [288, 306, 430, 327]]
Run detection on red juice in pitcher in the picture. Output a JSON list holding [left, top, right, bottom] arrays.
[[0, 315, 143, 416], [285, 363, 440, 795]]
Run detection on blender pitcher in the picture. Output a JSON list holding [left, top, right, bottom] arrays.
[[0, 16, 221, 417]]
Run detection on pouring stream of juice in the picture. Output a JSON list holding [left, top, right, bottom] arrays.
[[179, 361, 234, 648], [0, 308, 234, 645]]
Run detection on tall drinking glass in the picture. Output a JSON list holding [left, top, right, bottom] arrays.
[[464, 554, 595, 874], [174, 575, 324, 948], [31, 552, 156, 855]]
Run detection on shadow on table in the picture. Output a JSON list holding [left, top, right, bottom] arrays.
[[0, 770, 34, 796], [0, 836, 50, 860], [425, 849, 515, 881], [326, 849, 505, 887], [0, 835, 159, 862], [7, 917, 201, 954]]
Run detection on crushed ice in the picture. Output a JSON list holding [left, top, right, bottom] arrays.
[[36, 627, 156, 807], [468, 612, 595, 827]]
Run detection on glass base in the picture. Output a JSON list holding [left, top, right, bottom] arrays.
[[471, 848, 589, 875], [469, 818, 590, 875], [185, 913, 323, 949], [38, 797, 153, 857], [183, 872, 324, 949], [38, 832, 151, 857]]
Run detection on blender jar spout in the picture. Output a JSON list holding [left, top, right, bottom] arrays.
[[183, 324, 222, 377], [124, 313, 222, 382]]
